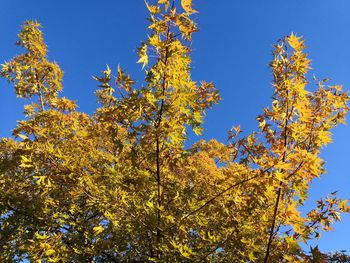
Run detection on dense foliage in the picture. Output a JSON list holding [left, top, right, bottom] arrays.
[[0, 0, 349, 262]]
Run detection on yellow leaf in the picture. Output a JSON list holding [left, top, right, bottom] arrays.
[[275, 171, 286, 183], [287, 33, 304, 51], [33, 176, 46, 185], [193, 126, 203, 135], [318, 130, 332, 145], [181, 250, 191, 258], [146, 201, 154, 208], [93, 225, 104, 235], [339, 200, 350, 212], [145, 1, 161, 14], [35, 232, 49, 240], [181, 0, 198, 14], [103, 64, 111, 77], [137, 43, 148, 69], [18, 134, 28, 140], [45, 249, 55, 256]]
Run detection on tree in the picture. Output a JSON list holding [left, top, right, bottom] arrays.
[[0, 0, 349, 262]]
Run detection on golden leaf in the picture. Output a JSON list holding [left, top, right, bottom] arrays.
[[181, 0, 198, 14]]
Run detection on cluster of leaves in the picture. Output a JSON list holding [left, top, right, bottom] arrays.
[[0, 0, 349, 262], [305, 246, 350, 263]]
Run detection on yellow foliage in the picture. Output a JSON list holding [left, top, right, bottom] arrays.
[[0, 1, 348, 262]]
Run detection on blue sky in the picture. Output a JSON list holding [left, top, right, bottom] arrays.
[[1, 0, 349, 253]]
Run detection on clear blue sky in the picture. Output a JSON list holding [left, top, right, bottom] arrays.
[[1, 0, 349, 253]]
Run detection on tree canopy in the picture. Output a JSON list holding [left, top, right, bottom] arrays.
[[0, 0, 349, 262]]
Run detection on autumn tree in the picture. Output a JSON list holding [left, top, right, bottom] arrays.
[[0, 0, 349, 262]]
